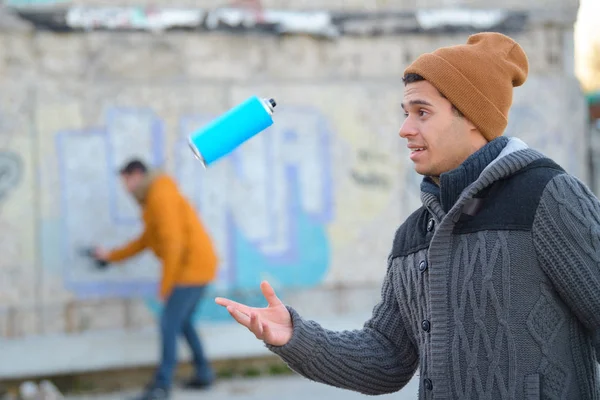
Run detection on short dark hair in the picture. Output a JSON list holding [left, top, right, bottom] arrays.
[[403, 73, 426, 85], [402, 73, 463, 118], [119, 159, 148, 175]]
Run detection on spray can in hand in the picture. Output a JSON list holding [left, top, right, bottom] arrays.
[[78, 247, 109, 270], [188, 96, 277, 167]]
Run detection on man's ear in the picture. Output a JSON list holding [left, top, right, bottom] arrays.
[[465, 118, 483, 138], [464, 117, 487, 143], [465, 117, 477, 131]]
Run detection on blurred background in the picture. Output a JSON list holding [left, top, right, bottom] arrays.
[[0, 0, 598, 398]]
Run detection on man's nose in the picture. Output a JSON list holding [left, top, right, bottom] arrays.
[[399, 118, 418, 138]]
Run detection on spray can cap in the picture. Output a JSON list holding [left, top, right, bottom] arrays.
[[262, 98, 277, 114]]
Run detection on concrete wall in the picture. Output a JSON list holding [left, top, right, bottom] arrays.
[[0, 0, 587, 378]]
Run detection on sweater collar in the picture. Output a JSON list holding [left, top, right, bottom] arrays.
[[420, 136, 509, 213]]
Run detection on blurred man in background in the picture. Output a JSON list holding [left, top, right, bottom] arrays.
[[94, 159, 219, 400]]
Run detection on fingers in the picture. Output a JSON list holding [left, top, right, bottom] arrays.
[[260, 281, 282, 307], [215, 297, 253, 315], [262, 320, 273, 341], [216, 281, 280, 311], [215, 281, 281, 342], [226, 306, 250, 327], [227, 306, 267, 340], [249, 311, 264, 339]]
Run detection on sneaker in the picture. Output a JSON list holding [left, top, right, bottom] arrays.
[[181, 377, 214, 390], [130, 386, 170, 400]]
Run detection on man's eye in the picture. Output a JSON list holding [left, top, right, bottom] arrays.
[[404, 110, 428, 118]]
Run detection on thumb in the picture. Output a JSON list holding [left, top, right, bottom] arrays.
[[260, 281, 282, 307]]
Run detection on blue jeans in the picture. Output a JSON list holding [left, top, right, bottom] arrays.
[[153, 285, 213, 389]]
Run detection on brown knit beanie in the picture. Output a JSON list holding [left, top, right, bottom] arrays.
[[403, 32, 529, 141]]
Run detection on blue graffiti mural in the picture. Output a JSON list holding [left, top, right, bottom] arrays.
[[55, 105, 334, 321], [174, 108, 333, 320], [56, 107, 165, 298]]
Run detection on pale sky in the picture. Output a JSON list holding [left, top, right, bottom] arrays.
[[575, 0, 600, 90]]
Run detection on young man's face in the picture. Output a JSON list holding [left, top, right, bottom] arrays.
[[399, 80, 486, 181], [121, 171, 144, 194]]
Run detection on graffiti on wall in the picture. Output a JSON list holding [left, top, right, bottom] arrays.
[[175, 107, 333, 288], [0, 151, 24, 306], [56, 108, 165, 299], [5, 0, 70, 6], [55, 106, 334, 320], [0, 152, 22, 201], [14, 7, 529, 37]]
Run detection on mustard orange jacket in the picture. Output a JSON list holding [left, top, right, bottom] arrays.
[[107, 173, 218, 299]]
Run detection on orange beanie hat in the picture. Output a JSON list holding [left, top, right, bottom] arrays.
[[404, 32, 529, 141]]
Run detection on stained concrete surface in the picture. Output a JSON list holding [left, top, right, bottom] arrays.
[[66, 374, 420, 400]]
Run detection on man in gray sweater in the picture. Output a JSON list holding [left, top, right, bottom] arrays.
[[215, 32, 600, 399]]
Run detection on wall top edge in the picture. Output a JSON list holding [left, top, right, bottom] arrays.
[[0, 5, 579, 36]]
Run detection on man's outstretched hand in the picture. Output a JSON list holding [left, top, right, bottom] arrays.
[[215, 281, 293, 347]]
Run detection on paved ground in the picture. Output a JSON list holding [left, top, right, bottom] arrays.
[[66, 374, 420, 400]]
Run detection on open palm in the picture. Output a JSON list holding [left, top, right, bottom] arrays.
[[215, 281, 293, 346]]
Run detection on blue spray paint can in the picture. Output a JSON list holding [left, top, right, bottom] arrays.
[[188, 96, 277, 167]]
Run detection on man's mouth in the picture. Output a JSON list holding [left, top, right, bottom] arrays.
[[410, 148, 426, 153]]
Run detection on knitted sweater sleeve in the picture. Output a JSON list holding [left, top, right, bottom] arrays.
[[532, 173, 600, 333], [266, 263, 418, 395], [594, 331, 600, 362]]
